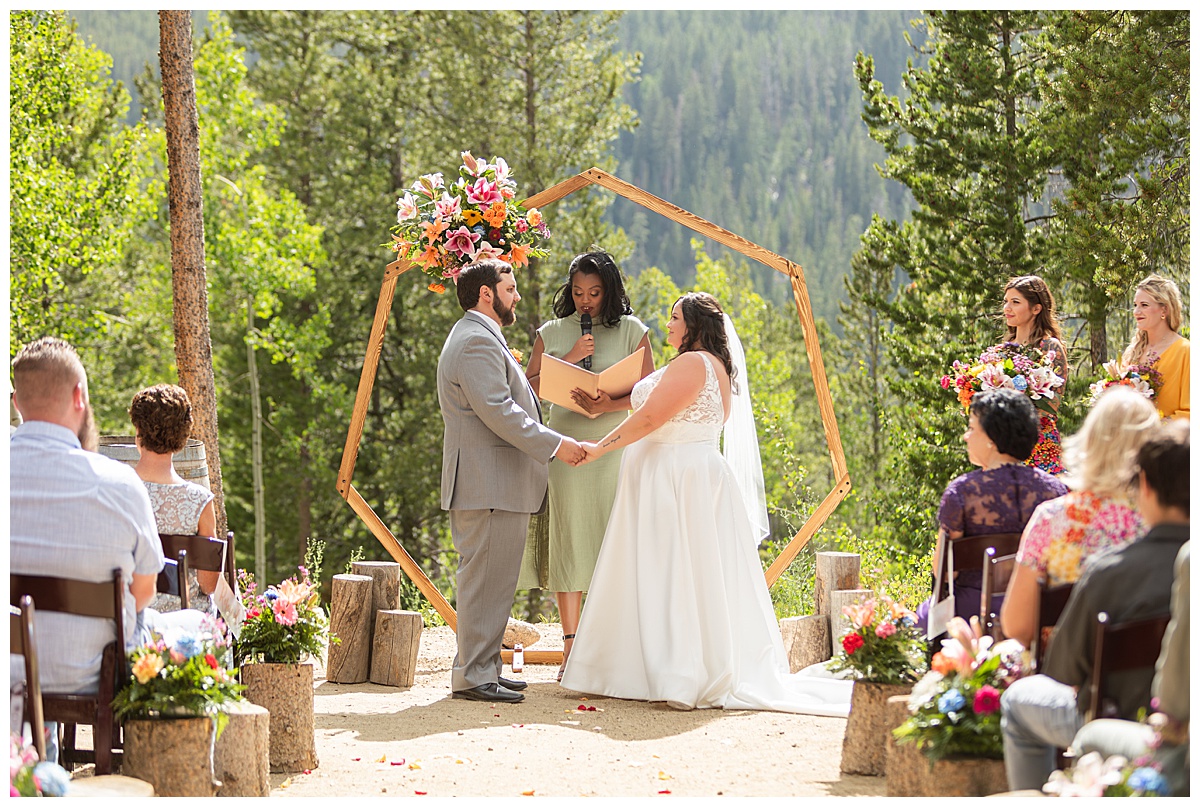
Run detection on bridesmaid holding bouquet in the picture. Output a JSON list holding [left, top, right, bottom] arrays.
[[1001, 275, 1069, 474], [1122, 274, 1190, 419]]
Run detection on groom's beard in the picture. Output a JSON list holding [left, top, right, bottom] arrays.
[[77, 401, 98, 452], [493, 296, 516, 327]]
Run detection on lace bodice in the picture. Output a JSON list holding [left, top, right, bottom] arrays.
[[144, 481, 213, 534], [632, 353, 725, 445]]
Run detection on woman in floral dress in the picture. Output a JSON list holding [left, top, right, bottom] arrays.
[[1001, 275, 1069, 474], [1000, 386, 1159, 649]]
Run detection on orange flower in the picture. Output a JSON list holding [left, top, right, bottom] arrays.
[[421, 217, 448, 243], [930, 652, 956, 676], [526, 207, 543, 227], [392, 234, 411, 253], [428, 282, 446, 294], [483, 201, 507, 228], [506, 243, 530, 268], [957, 386, 974, 407], [415, 244, 441, 269]]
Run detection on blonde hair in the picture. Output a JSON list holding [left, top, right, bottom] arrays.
[[1062, 385, 1160, 499], [1123, 274, 1186, 365]]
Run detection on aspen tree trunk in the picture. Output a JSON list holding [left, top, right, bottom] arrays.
[[247, 298, 266, 582], [160, 10, 227, 540]]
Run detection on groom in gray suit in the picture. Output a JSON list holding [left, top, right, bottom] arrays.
[[438, 259, 584, 703]]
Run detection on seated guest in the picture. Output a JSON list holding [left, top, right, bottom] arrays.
[[999, 418, 1189, 792], [130, 383, 219, 613], [1000, 386, 1158, 648], [916, 388, 1067, 634], [1071, 539, 1189, 796], [9, 338, 203, 760]]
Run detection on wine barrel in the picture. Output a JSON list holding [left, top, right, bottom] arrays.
[[98, 435, 210, 490]]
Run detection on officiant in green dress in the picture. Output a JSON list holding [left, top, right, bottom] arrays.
[[520, 251, 654, 680]]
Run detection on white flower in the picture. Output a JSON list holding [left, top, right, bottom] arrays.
[[977, 363, 1014, 390], [396, 192, 419, 222], [907, 670, 945, 712], [1026, 366, 1063, 399]]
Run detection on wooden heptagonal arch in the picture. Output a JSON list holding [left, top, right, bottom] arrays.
[[338, 167, 851, 664]]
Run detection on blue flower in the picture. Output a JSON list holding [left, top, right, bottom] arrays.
[[33, 762, 71, 796], [174, 634, 203, 659], [264, 590, 279, 601], [1127, 767, 1170, 796], [898, 615, 915, 628], [937, 689, 966, 714], [1012, 375, 1028, 391]]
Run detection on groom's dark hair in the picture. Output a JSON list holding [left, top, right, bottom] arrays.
[[457, 260, 513, 311]]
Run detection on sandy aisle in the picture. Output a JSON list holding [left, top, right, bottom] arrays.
[[269, 625, 887, 798]]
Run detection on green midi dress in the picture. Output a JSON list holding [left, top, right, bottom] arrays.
[[518, 312, 649, 593]]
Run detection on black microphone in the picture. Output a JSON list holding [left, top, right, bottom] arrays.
[[580, 312, 592, 371]]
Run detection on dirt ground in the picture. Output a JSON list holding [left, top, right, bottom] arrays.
[[266, 624, 887, 799]]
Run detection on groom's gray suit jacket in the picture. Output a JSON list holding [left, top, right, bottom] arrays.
[[438, 312, 560, 512]]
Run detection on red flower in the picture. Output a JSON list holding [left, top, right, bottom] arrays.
[[204, 653, 219, 670], [246, 607, 261, 620], [973, 685, 1001, 714], [842, 632, 865, 655]]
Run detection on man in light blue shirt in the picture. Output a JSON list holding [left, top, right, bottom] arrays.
[[10, 337, 182, 759]]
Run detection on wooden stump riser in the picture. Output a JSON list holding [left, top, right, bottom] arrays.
[[241, 662, 318, 773]]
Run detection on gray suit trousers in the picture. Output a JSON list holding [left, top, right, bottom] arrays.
[[450, 507, 531, 691]]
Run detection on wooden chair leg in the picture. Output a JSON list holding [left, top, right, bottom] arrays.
[[61, 722, 78, 770], [94, 715, 112, 775]]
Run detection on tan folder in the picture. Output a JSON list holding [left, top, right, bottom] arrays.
[[539, 346, 646, 418]]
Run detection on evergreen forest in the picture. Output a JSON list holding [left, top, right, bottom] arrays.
[[13, 10, 1190, 618]]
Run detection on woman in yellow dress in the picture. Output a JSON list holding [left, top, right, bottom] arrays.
[[1123, 274, 1190, 419]]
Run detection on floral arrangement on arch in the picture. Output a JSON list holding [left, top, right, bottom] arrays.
[[10, 733, 70, 797], [1043, 751, 1171, 797], [390, 151, 551, 293], [893, 616, 1028, 763], [234, 564, 334, 666], [941, 342, 1065, 414], [110, 615, 245, 737], [826, 594, 927, 685], [1087, 358, 1162, 408]]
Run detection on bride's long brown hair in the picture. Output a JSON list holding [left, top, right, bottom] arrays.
[[675, 292, 737, 389]]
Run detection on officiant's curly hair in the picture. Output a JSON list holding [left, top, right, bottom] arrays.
[[129, 383, 194, 455], [551, 251, 633, 327], [675, 292, 737, 389]]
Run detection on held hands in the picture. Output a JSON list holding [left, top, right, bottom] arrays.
[[554, 437, 587, 467], [580, 442, 604, 465], [566, 334, 595, 365]]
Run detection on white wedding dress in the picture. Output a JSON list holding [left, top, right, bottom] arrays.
[[561, 354, 853, 716]]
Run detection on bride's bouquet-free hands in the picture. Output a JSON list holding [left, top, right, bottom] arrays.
[[579, 441, 603, 465]]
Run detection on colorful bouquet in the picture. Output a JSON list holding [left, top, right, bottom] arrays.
[[941, 342, 1065, 414], [390, 151, 551, 293], [893, 616, 1027, 762], [10, 733, 69, 797], [1043, 751, 1171, 797], [826, 595, 927, 685], [1087, 359, 1162, 408], [234, 564, 333, 666], [110, 615, 244, 737]]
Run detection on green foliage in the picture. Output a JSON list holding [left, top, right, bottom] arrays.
[[111, 621, 245, 739], [345, 546, 365, 575]]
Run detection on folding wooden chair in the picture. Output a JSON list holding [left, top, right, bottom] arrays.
[[1086, 611, 1171, 722], [160, 534, 229, 610], [156, 554, 187, 605], [9, 569, 126, 774], [1032, 582, 1074, 672], [979, 547, 1017, 639], [9, 595, 47, 762]]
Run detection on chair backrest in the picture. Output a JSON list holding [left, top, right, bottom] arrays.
[[9, 569, 126, 682], [947, 532, 1023, 574], [1033, 582, 1074, 671], [155, 554, 189, 608], [9, 596, 46, 763], [159, 534, 226, 573], [979, 548, 1017, 638], [1087, 610, 1172, 722]]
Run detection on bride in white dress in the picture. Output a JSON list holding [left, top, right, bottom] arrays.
[[561, 292, 852, 716]]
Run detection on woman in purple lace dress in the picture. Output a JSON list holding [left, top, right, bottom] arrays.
[[916, 388, 1068, 634]]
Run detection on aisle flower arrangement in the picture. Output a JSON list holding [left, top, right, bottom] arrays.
[[1043, 751, 1170, 797], [390, 151, 551, 292], [9, 734, 69, 797], [827, 595, 927, 685], [234, 564, 333, 666], [1086, 358, 1162, 408], [111, 616, 244, 736], [941, 342, 1065, 414], [893, 616, 1027, 762]]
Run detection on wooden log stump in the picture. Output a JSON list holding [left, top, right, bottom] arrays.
[[123, 716, 218, 797], [884, 694, 1005, 796], [241, 662, 318, 773], [213, 701, 270, 797], [830, 588, 873, 648], [779, 614, 831, 671], [815, 552, 861, 617], [326, 573, 373, 684], [370, 610, 423, 687], [351, 561, 402, 643], [886, 693, 925, 795], [840, 681, 911, 775]]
